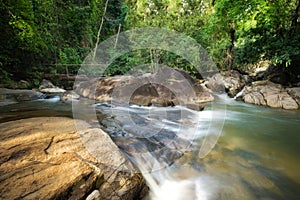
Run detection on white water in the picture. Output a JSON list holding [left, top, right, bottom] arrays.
[[117, 95, 300, 200], [139, 156, 217, 200], [93, 99, 227, 199], [233, 86, 245, 100], [36, 95, 61, 103]]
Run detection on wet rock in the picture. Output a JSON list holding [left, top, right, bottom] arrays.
[[0, 117, 146, 200], [206, 70, 247, 98], [75, 68, 212, 110], [39, 79, 66, 93], [0, 88, 44, 105], [241, 81, 298, 109]]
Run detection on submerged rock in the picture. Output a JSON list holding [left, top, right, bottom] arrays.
[[0, 117, 146, 200]]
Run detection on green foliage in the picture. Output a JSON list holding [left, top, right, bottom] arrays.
[[201, 0, 300, 70], [105, 49, 199, 78], [0, 0, 299, 86]]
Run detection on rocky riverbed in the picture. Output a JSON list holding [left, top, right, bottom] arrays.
[[0, 66, 299, 199], [205, 70, 300, 110]]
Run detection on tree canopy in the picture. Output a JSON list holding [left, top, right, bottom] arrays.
[[0, 0, 299, 86]]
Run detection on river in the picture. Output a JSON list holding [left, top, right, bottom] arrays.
[[0, 95, 299, 199]]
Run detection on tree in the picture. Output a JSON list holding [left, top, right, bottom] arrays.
[[203, 0, 300, 71]]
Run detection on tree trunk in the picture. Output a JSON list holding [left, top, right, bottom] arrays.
[[92, 0, 109, 61], [291, 0, 300, 32], [227, 28, 235, 71], [114, 23, 121, 49]]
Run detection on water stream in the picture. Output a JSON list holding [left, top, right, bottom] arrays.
[[0, 95, 299, 199]]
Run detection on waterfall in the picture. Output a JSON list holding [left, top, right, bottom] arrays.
[[233, 86, 246, 100]]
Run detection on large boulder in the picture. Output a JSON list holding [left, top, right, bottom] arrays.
[[75, 68, 214, 110], [240, 81, 299, 110], [0, 117, 146, 200], [0, 88, 44, 106], [39, 79, 66, 93], [206, 70, 248, 98]]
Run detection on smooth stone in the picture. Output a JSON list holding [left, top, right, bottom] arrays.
[[0, 117, 146, 200], [40, 87, 66, 93], [39, 79, 66, 93]]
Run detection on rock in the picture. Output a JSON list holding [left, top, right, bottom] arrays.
[[186, 103, 204, 111], [243, 91, 266, 106], [39, 79, 56, 89], [75, 68, 213, 110], [206, 70, 247, 98], [258, 62, 300, 87], [287, 87, 300, 105], [40, 87, 66, 93], [39, 79, 66, 93], [241, 81, 298, 109], [0, 117, 146, 200], [0, 88, 44, 105], [61, 91, 81, 101], [16, 80, 31, 89], [86, 190, 101, 200], [248, 64, 270, 81]]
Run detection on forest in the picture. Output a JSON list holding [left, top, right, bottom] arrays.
[[1, 0, 299, 87], [1, 1, 300, 199]]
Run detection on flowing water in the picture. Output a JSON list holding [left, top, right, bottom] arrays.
[[142, 96, 300, 200], [0, 95, 299, 199]]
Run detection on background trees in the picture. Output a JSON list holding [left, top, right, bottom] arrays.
[[0, 0, 299, 86]]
